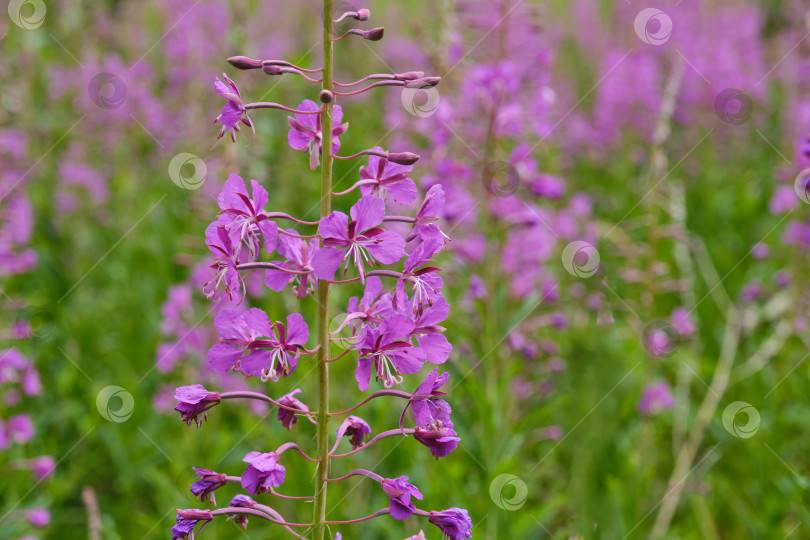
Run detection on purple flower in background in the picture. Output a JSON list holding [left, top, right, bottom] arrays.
[[190, 467, 228, 504], [752, 242, 769, 259], [381, 476, 423, 520], [216, 174, 278, 260], [769, 185, 798, 214], [528, 173, 565, 199], [312, 196, 405, 282], [405, 368, 451, 429], [264, 231, 319, 298], [405, 532, 427, 540], [359, 146, 418, 204], [28, 507, 50, 527], [428, 508, 472, 540], [241, 451, 286, 495], [7, 414, 34, 444], [406, 184, 447, 245], [228, 494, 256, 530], [172, 509, 213, 540], [638, 382, 675, 415], [355, 315, 427, 391], [335, 415, 371, 449], [174, 384, 222, 427], [29, 456, 56, 480], [277, 388, 309, 431], [215, 74, 253, 142], [670, 307, 695, 338], [287, 99, 348, 170], [396, 238, 443, 311], [414, 424, 460, 459]]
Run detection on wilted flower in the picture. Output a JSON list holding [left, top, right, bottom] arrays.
[[190, 468, 228, 504], [335, 415, 372, 449], [381, 476, 423, 520], [414, 424, 460, 459], [172, 509, 213, 540], [428, 508, 472, 539], [276, 388, 309, 431], [174, 385, 221, 427], [241, 451, 286, 495], [228, 494, 256, 530]]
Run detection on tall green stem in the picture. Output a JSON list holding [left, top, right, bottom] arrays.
[[312, 1, 334, 538]]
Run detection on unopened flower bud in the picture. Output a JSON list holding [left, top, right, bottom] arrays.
[[387, 152, 420, 165], [395, 71, 425, 81], [319, 90, 334, 104], [406, 76, 441, 88], [363, 27, 385, 41], [263, 65, 284, 76], [228, 56, 263, 70], [356, 8, 370, 20]]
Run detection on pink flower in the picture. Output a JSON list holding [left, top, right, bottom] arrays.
[[287, 99, 348, 169], [214, 74, 253, 141], [359, 146, 418, 204], [216, 174, 278, 261], [638, 382, 675, 415], [313, 196, 405, 282], [207, 309, 309, 382], [241, 451, 286, 494]]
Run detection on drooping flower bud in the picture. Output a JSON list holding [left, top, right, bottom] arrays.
[[394, 71, 425, 81], [263, 65, 284, 76], [387, 152, 420, 165], [363, 27, 385, 41], [228, 56, 263, 70], [406, 76, 441, 88]]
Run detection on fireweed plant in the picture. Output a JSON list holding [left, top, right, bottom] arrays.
[[170, 5, 471, 540]]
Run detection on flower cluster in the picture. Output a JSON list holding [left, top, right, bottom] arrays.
[[170, 6, 471, 540]]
